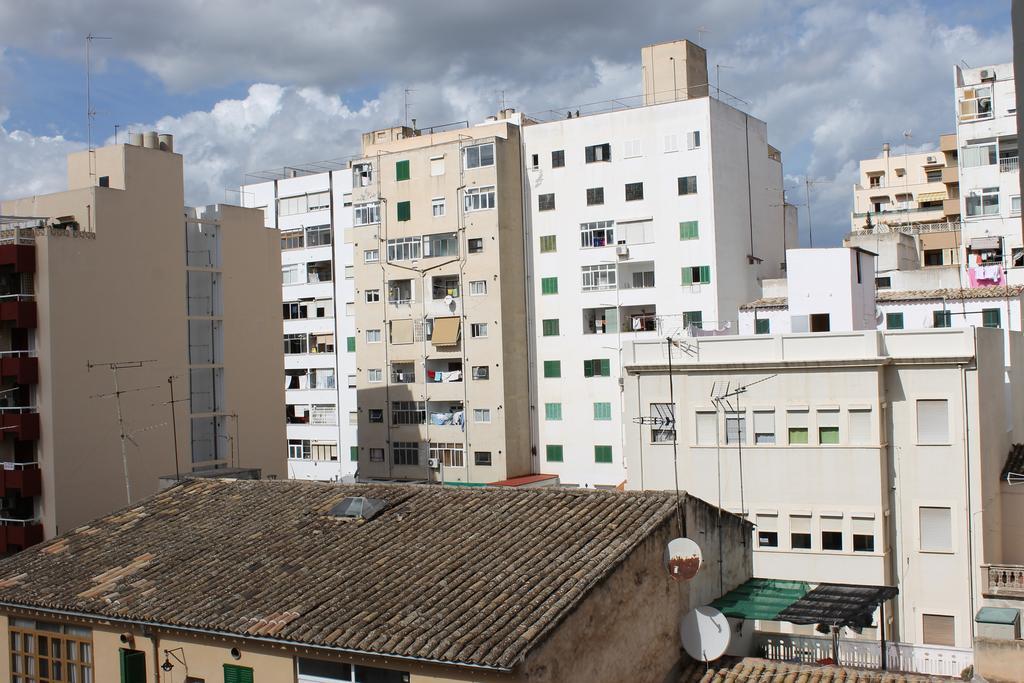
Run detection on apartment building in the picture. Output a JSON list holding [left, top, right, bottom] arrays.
[[242, 167, 358, 482], [955, 62, 1022, 284], [350, 118, 532, 484], [525, 40, 796, 488], [0, 137, 285, 548]]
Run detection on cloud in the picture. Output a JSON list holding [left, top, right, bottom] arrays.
[[0, 108, 83, 200]]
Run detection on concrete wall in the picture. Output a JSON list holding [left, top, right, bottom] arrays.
[[974, 636, 1024, 683]]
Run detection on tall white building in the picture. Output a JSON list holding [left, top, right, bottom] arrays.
[[524, 40, 796, 488], [242, 167, 358, 481], [955, 62, 1022, 284]]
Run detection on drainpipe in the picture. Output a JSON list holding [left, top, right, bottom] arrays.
[[960, 329, 977, 644], [144, 628, 160, 682]]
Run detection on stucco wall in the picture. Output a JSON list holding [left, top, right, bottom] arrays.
[[974, 636, 1024, 683]]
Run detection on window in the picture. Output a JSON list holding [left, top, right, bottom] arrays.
[[585, 143, 611, 163], [283, 333, 308, 355], [474, 408, 491, 423], [818, 409, 839, 444], [959, 84, 993, 122], [852, 516, 875, 552], [475, 451, 492, 466], [788, 409, 809, 444], [542, 318, 560, 336], [681, 265, 711, 285], [310, 405, 337, 425], [917, 399, 949, 444], [695, 411, 717, 445], [464, 185, 496, 211], [468, 280, 487, 296], [933, 310, 952, 328], [347, 336, 356, 352], [630, 270, 655, 289], [310, 368, 335, 389], [581, 264, 617, 291], [424, 232, 458, 258], [283, 302, 307, 320], [350, 446, 359, 462], [920, 506, 952, 552], [472, 366, 489, 380], [388, 280, 413, 303], [470, 322, 488, 338], [983, 307, 1001, 328], [530, 153, 539, 169], [367, 368, 383, 383], [353, 162, 373, 187], [586, 187, 604, 205], [363, 248, 379, 263], [757, 514, 778, 548], [753, 410, 775, 444], [468, 238, 484, 253], [790, 515, 812, 549], [651, 403, 676, 443], [431, 442, 465, 468], [281, 229, 304, 250], [364, 289, 381, 303], [869, 174, 882, 187], [755, 318, 770, 335], [224, 664, 254, 683], [538, 193, 556, 211], [725, 411, 746, 444], [966, 187, 999, 216], [546, 444, 563, 462], [11, 619, 94, 683], [349, 411, 358, 425], [354, 202, 380, 226], [430, 155, 445, 177], [849, 408, 872, 445], [583, 358, 611, 377], [551, 150, 565, 167], [961, 143, 997, 168], [886, 312, 904, 330], [623, 139, 642, 158], [541, 277, 558, 295], [1013, 195, 1022, 214], [432, 197, 446, 217], [392, 442, 419, 466], [545, 403, 562, 421], [664, 134, 679, 152], [288, 439, 310, 460], [387, 236, 420, 261], [305, 224, 331, 247], [369, 448, 384, 462], [926, 168, 943, 182], [594, 402, 612, 421], [282, 264, 302, 285], [463, 142, 495, 169], [396, 200, 411, 222], [624, 182, 644, 201], [539, 235, 557, 253], [922, 614, 956, 647], [821, 516, 843, 551], [543, 360, 561, 378], [594, 445, 613, 463], [678, 176, 698, 195], [345, 373, 356, 388], [687, 130, 701, 149], [679, 220, 699, 240], [312, 442, 338, 461], [395, 159, 410, 181], [580, 220, 615, 248], [392, 401, 426, 425], [366, 329, 382, 343]]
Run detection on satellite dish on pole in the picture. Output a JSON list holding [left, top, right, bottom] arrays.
[[665, 537, 702, 581], [680, 606, 730, 662]]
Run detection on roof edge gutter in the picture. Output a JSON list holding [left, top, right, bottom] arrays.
[[0, 602, 514, 674]]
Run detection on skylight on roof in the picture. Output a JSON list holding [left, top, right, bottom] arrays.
[[328, 497, 386, 521]]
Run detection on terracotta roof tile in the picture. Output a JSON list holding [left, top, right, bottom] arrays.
[[0, 479, 680, 671], [740, 285, 1024, 310], [678, 657, 955, 682]]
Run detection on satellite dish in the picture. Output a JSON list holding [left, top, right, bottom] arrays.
[[680, 606, 730, 662], [664, 537, 702, 581], [444, 295, 455, 306]]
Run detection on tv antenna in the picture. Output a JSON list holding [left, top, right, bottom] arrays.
[[696, 26, 710, 43], [85, 33, 112, 180], [403, 88, 416, 127], [88, 359, 163, 505], [802, 176, 830, 247]]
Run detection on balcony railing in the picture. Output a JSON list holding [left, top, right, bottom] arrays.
[[1000, 156, 1019, 173], [0, 296, 36, 328], [0, 519, 44, 551], [0, 409, 39, 441], [0, 463, 41, 497], [0, 352, 37, 385], [857, 220, 964, 235], [983, 563, 1024, 598]]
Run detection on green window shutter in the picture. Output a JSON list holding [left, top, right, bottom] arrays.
[[546, 445, 564, 462], [396, 159, 410, 181], [699, 265, 711, 284], [789, 427, 809, 445], [755, 318, 770, 334], [886, 313, 904, 330], [594, 445, 613, 463], [598, 359, 610, 376], [346, 336, 356, 352], [594, 402, 612, 420], [681, 267, 693, 286], [540, 235, 557, 253], [542, 319, 560, 336], [396, 201, 411, 222], [541, 277, 558, 295], [983, 308, 1001, 328], [543, 360, 561, 378], [933, 310, 951, 328], [819, 427, 840, 445], [350, 446, 359, 462], [679, 220, 699, 240], [120, 649, 147, 683], [545, 403, 562, 420], [684, 311, 702, 329], [583, 359, 594, 377], [225, 664, 254, 683]]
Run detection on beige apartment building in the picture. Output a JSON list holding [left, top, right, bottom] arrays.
[[0, 138, 285, 547], [350, 117, 532, 484]]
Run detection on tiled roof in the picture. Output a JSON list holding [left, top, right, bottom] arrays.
[[0, 479, 680, 672], [740, 285, 1024, 310], [1002, 443, 1024, 481], [679, 657, 953, 682]]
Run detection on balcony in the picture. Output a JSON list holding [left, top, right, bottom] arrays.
[[942, 165, 958, 184], [0, 520, 44, 551], [0, 410, 39, 441], [943, 198, 961, 217], [0, 353, 37, 385], [0, 298, 36, 328], [940, 133, 958, 153], [0, 463, 41, 497], [983, 564, 1024, 599], [1000, 156, 1019, 173], [0, 245, 35, 273]]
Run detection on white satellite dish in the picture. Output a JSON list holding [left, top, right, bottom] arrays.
[[680, 606, 730, 662], [664, 537, 702, 581], [444, 295, 455, 306]]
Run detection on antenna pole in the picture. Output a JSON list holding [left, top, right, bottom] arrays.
[[168, 376, 180, 481], [666, 337, 684, 535], [805, 177, 813, 248], [85, 33, 111, 182], [112, 366, 132, 505]]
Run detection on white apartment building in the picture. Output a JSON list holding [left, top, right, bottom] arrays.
[[242, 168, 358, 481], [524, 40, 796, 488], [955, 62, 1022, 284]]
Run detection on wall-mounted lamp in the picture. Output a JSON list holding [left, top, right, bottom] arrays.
[[161, 647, 186, 672]]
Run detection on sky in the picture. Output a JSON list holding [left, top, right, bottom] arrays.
[[0, 0, 1013, 247]]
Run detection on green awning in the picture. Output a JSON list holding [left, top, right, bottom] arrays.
[[976, 607, 1020, 625], [711, 578, 810, 621]]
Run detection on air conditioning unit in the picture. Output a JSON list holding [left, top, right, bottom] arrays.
[[926, 155, 937, 164], [616, 244, 630, 258], [428, 458, 440, 469], [980, 69, 994, 80]]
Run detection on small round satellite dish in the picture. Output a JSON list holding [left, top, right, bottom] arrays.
[[680, 606, 730, 662], [444, 295, 455, 306], [664, 537, 702, 581]]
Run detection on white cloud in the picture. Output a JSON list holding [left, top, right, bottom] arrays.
[[0, 109, 83, 200]]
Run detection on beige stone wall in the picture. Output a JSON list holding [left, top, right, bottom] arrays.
[[974, 636, 1024, 682]]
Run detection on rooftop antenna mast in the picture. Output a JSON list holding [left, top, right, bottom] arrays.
[[403, 88, 416, 127], [696, 26, 710, 43], [88, 359, 163, 505], [85, 33, 112, 181], [803, 177, 830, 247]]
